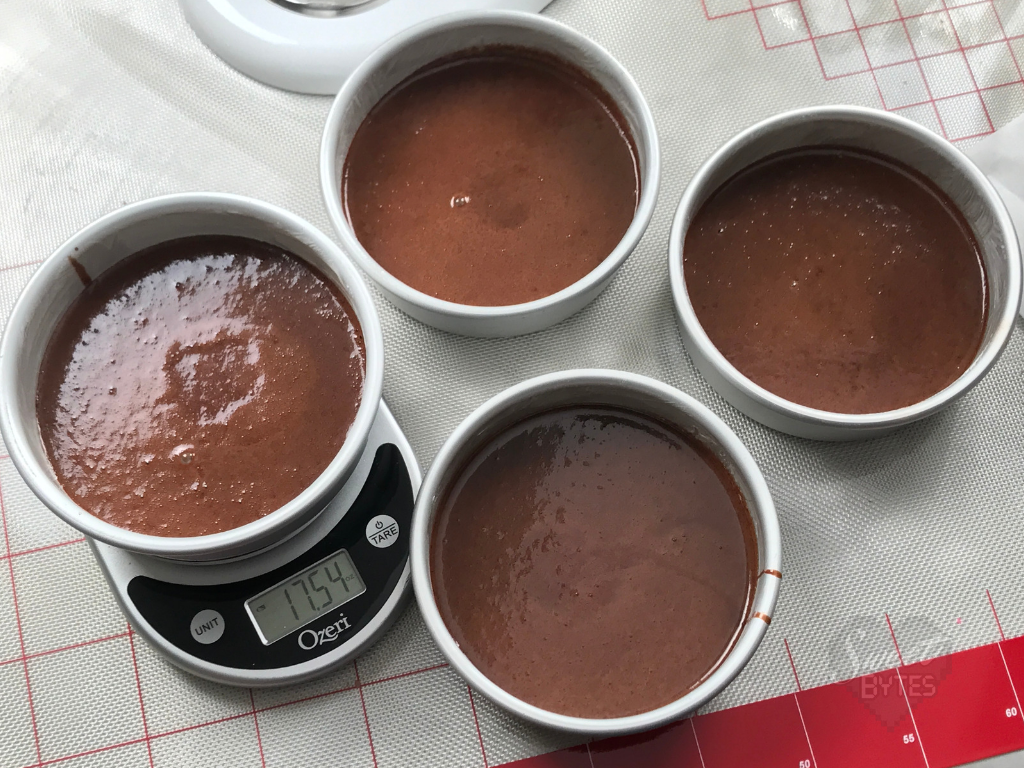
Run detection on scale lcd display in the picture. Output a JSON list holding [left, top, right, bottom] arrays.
[[245, 549, 366, 645]]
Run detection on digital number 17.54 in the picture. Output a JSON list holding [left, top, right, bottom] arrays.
[[282, 559, 353, 621]]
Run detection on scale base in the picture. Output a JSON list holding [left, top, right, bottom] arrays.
[[92, 401, 421, 687]]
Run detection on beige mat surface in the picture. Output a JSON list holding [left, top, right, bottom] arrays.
[[1, 1, 1023, 765]]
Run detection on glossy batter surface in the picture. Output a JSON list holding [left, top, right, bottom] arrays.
[[431, 408, 758, 718], [684, 148, 987, 414], [344, 48, 639, 306], [37, 236, 365, 537]]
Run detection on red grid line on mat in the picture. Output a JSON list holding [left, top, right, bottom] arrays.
[[689, 718, 708, 768], [885, 612, 906, 666], [36, 738, 150, 767], [940, 0, 996, 132], [517, 597, 1024, 768], [0, 537, 87, 564], [2, 6, 1023, 765], [845, 0, 891, 107], [0, 470, 42, 766], [886, 612, 931, 767], [354, 659, 380, 768], [886, 79, 1024, 110], [126, 625, 155, 768], [707, 0, 999, 37], [364, 660, 450, 688], [783, 638, 803, 692], [702, 0, 1024, 142], [0, 259, 43, 274], [467, 685, 490, 768], [750, 1, 1008, 50], [989, 588, 1008, 642], [991, 1, 1024, 82], [0, 426, 449, 768], [988, 590, 1024, 734], [793, 0, 829, 85], [248, 661, 453, 719], [0, 630, 131, 668], [9, 659, 452, 768], [9, 515, 1024, 768], [746, 0, 772, 51], [249, 689, 267, 768], [692, 20, 1024, 71], [784, 639, 819, 767]]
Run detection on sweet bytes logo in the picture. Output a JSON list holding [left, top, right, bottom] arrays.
[[829, 616, 953, 731]]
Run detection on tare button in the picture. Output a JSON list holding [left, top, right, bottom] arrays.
[[190, 609, 225, 645], [366, 514, 399, 548]]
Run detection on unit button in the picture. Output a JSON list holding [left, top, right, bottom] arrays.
[[190, 609, 225, 645]]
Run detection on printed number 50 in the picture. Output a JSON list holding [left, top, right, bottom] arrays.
[[1008, 707, 1019, 717], [903, 734, 916, 744]]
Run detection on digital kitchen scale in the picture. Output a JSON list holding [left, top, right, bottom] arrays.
[[180, 0, 553, 94], [91, 401, 420, 686]]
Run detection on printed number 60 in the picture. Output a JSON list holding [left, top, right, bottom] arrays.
[[799, 760, 812, 768], [1008, 707, 1019, 717]]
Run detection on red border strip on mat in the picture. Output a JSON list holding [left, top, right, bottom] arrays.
[[499, 595, 1024, 768]]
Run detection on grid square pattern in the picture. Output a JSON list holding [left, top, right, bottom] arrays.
[[149, 717, 262, 768], [982, 80, 1024, 123], [133, 640, 252, 736], [754, 3, 811, 47], [257, 688, 373, 768], [703, 0, 1024, 141], [13, 542, 125, 657], [0, 567, 22, 664], [0, 442, 463, 768], [874, 60, 932, 107], [0, 462, 78, 557], [0, 663, 35, 768], [57, 744, 150, 767], [967, 41, 1024, 86], [861, 21, 917, 66], [28, 638, 145, 762], [360, 666, 483, 768]]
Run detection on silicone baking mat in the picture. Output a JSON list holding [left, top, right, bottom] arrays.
[[1, 1, 1023, 766]]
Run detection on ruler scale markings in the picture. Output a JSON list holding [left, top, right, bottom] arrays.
[[988, 591, 1024, 733], [886, 594, 1024, 766], [689, 692, 813, 766], [886, 614, 931, 768], [588, 720, 702, 766], [689, 718, 707, 768], [895, 666, 930, 768], [798, 669, 927, 768], [792, 694, 818, 768], [899, 644, 1024, 765], [995, 643, 1024, 733], [784, 639, 818, 768]]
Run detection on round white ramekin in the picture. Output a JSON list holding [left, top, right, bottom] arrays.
[[320, 10, 660, 338], [0, 193, 384, 562], [669, 106, 1021, 441], [410, 369, 781, 735]]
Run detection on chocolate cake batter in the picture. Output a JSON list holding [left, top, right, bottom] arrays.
[[684, 148, 987, 414], [343, 47, 640, 306], [431, 408, 758, 719], [36, 236, 365, 537]]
